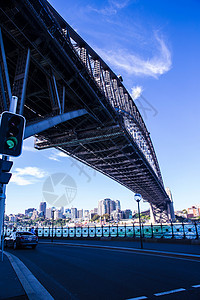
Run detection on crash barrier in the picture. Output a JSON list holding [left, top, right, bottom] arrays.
[[4, 223, 200, 239]]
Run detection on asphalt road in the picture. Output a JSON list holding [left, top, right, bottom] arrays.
[[6, 241, 200, 300]]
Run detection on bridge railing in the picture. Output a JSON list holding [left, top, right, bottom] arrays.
[[4, 223, 200, 240]]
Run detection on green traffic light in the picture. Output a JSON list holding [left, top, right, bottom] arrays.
[[6, 137, 18, 149]]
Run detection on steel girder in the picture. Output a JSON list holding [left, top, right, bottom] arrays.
[[0, 0, 172, 222]]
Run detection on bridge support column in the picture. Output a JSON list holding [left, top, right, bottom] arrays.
[[150, 204, 156, 224], [167, 200, 175, 222], [150, 202, 171, 224]]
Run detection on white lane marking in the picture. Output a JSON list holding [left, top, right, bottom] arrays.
[[192, 284, 200, 288], [126, 297, 148, 300], [154, 288, 186, 296], [4, 251, 54, 300]]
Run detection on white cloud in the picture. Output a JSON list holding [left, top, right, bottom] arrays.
[[111, 0, 129, 9], [49, 155, 60, 162], [97, 33, 172, 78], [48, 150, 69, 161], [88, 0, 129, 16], [131, 86, 143, 100], [11, 175, 33, 186], [57, 152, 69, 158], [10, 167, 47, 186], [14, 167, 47, 178]]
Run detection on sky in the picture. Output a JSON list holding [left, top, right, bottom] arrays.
[[5, 0, 200, 215]]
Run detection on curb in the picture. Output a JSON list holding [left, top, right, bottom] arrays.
[[40, 241, 200, 262], [4, 251, 54, 300]]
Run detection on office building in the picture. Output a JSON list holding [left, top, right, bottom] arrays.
[[98, 199, 121, 216], [71, 207, 77, 219], [46, 208, 52, 219], [39, 202, 46, 217], [77, 209, 83, 219], [84, 210, 89, 218], [54, 210, 63, 220]]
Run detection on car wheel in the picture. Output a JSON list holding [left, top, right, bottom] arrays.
[[13, 241, 18, 250], [32, 245, 37, 249]]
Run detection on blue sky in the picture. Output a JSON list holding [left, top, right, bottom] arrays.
[[5, 0, 200, 214]]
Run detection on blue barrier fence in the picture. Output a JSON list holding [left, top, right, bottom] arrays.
[[4, 223, 200, 239]]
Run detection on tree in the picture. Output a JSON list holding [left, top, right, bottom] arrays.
[[92, 214, 100, 221], [102, 213, 110, 221]]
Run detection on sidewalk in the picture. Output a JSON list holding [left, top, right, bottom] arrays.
[[0, 252, 28, 300]]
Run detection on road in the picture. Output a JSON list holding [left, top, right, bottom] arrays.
[[6, 240, 200, 300]]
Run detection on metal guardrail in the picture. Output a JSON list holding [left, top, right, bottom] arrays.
[[4, 223, 200, 239]]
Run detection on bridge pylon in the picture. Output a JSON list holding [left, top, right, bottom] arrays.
[[150, 200, 175, 224]]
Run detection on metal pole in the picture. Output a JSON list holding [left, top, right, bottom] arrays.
[[19, 49, 30, 115], [0, 183, 6, 262], [194, 222, 198, 240], [51, 211, 54, 243], [0, 96, 18, 262], [137, 200, 143, 249]]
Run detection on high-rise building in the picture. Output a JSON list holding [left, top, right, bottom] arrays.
[[46, 208, 52, 219], [98, 199, 121, 216], [39, 202, 46, 217], [71, 207, 77, 219], [54, 210, 63, 220], [84, 210, 89, 218], [77, 209, 83, 219], [114, 200, 121, 211]]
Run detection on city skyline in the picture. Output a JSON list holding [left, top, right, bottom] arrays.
[[4, 0, 200, 215], [6, 197, 199, 217]]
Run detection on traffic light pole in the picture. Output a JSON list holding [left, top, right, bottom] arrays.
[[0, 96, 18, 262]]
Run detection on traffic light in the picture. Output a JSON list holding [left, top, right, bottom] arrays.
[[0, 112, 25, 157], [0, 159, 13, 184]]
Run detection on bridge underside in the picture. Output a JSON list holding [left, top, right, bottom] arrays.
[[0, 0, 172, 222], [35, 124, 170, 222]]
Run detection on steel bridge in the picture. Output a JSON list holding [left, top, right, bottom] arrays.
[[0, 0, 175, 223]]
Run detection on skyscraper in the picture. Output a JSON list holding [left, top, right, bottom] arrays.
[[114, 200, 121, 211], [46, 208, 52, 219], [98, 199, 121, 216], [71, 207, 77, 219], [39, 202, 46, 217], [77, 209, 83, 219]]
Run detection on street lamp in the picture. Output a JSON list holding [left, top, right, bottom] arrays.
[[51, 208, 56, 243], [134, 193, 143, 249]]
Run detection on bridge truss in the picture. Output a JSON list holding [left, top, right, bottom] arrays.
[[0, 0, 174, 222]]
